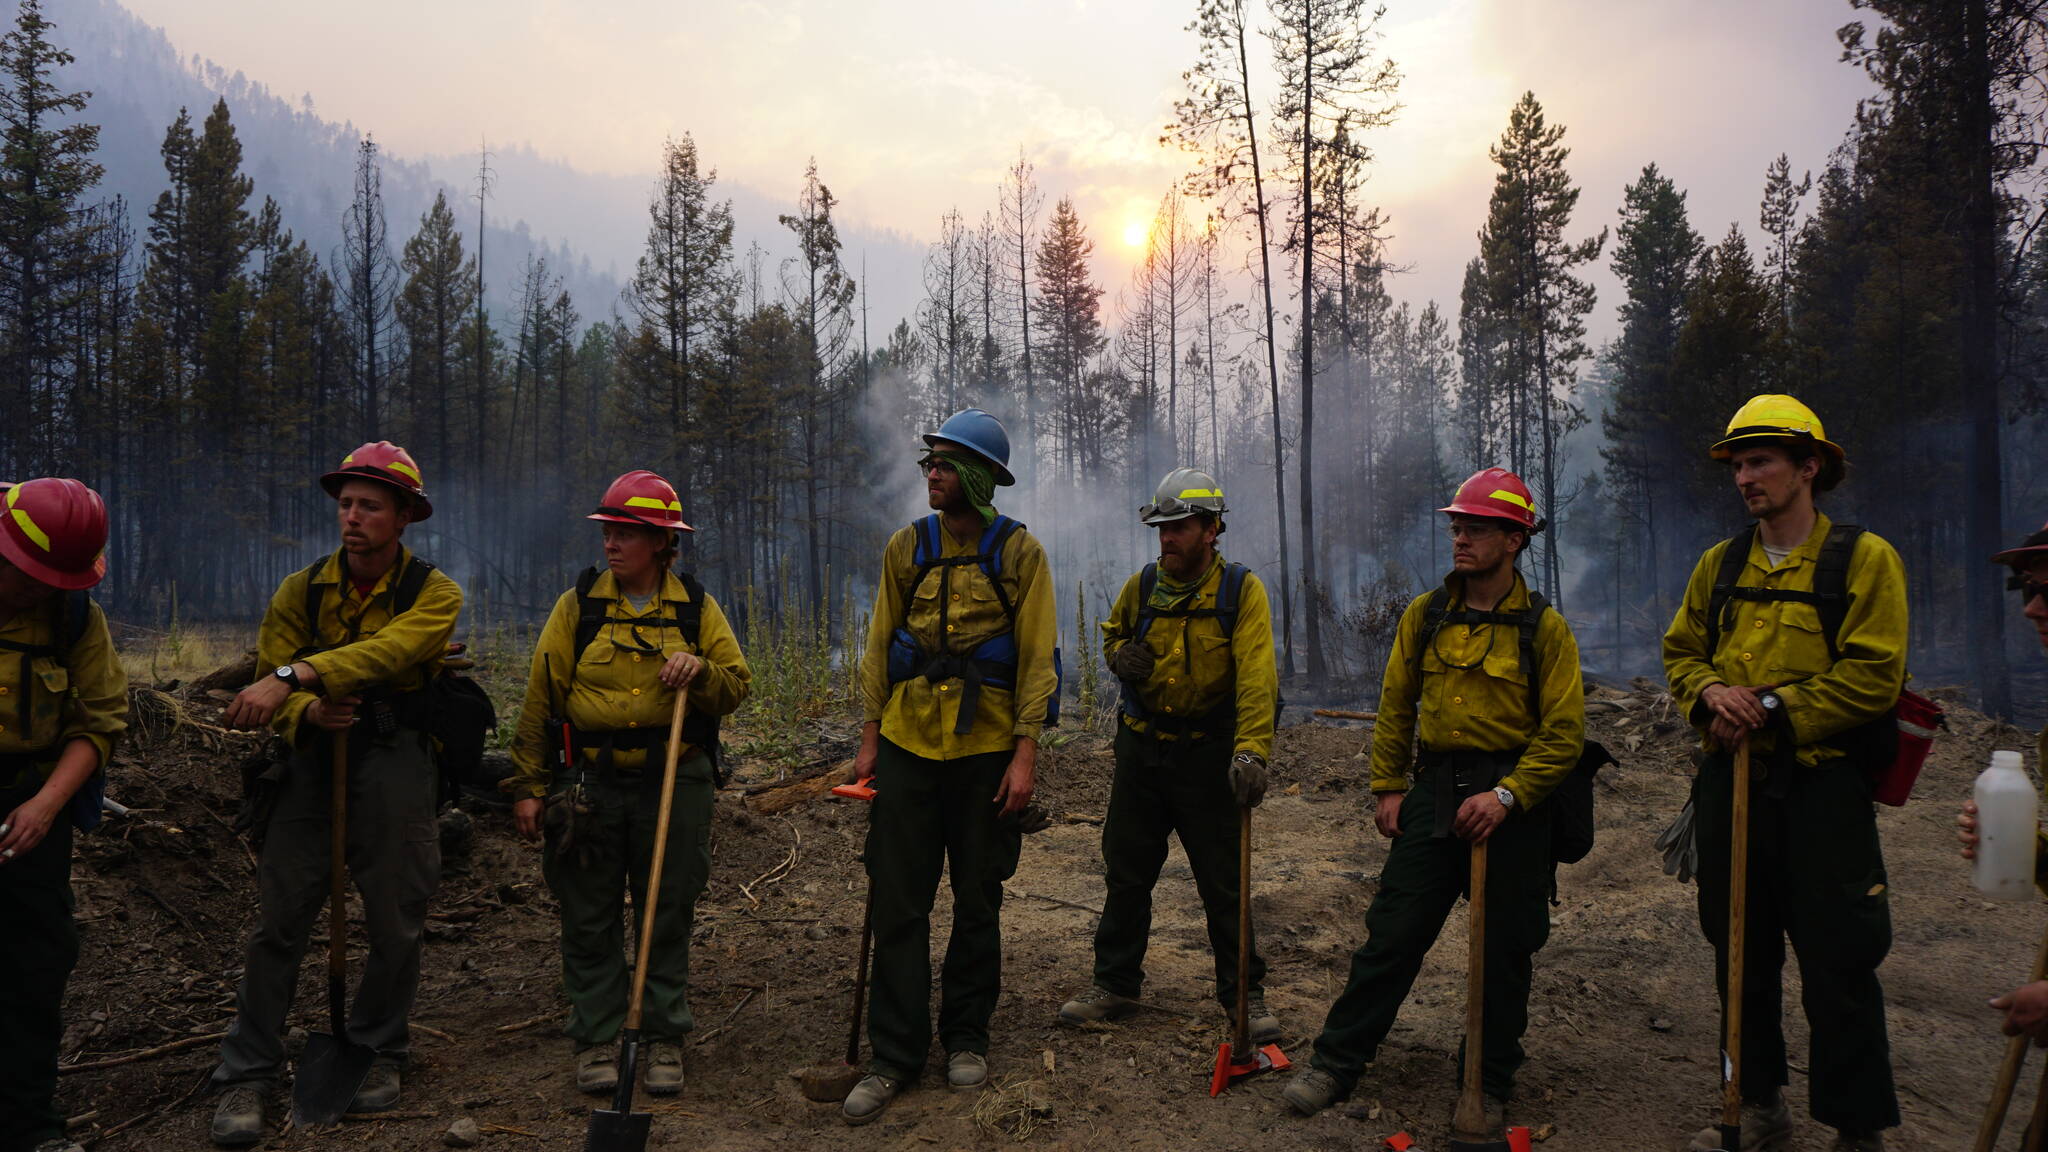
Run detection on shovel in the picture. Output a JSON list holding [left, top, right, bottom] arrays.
[[586, 692, 690, 1152], [292, 726, 379, 1127], [1209, 803, 1289, 1095], [1447, 837, 1517, 1152], [798, 781, 878, 1102], [1703, 737, 1753, 1152]]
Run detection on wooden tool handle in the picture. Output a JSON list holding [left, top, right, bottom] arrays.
[[1722, 737, 1752, 1135], [624, 691, 689, 1031], [328, 727, 350, 1034], [1232, 803, 1253, 1058], [1978, 919, 2048, 1151], [1453, 837, 1490, 1135]]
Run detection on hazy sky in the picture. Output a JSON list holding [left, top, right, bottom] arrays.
[[119, 0, 1877, 339]]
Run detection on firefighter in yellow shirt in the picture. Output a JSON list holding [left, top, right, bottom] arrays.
[[1957, 517, 2048, 1042], [1056, 467, 1281, 1040], [841, 409, 1057, 1126], [1664, 396, 1906, 1152], [1285, 468, 1583, 1127], [211, 443, 462, 1146], [507, 470, 750, 1098], [0, 478, 126, 1152]]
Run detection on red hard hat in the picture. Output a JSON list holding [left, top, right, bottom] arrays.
[[588, 470, 693, 532], [320, 441, 432, 520], [0, 477, 109, 590], [1440, 467, 1543, 532], [1991, 518, 2048, 567]]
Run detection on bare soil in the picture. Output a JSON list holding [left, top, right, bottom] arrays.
[[50, 676, 2048, 1152]]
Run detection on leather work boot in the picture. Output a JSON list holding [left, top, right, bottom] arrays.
[[210, 1083, 266, 1148], [1829, 1132, 1884, 1152], [575, 1045, 618, 1094], [348, 1058, 402, 1113], [644, 1042, 684, 1095], [1687, 1096, 1793, 1151], [1245, 993, 1282, 1046], [1282, 1067, 1345, 1115], [1058, 985, 1137, 1026], [947, 1051, 988, 1090], [842, 1073, 904, 1126]]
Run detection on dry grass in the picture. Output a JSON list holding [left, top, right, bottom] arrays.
[[971, 1075, 1058, 1142], [112, 620, 254, 688]]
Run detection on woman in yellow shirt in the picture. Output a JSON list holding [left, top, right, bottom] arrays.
[[508, 470, 750, 1099]]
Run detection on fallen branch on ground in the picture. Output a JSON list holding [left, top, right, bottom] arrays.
[[59, 1030, 227, 1074], [1004, 887, 1103, 917], [1312, 709, 1377, 721]]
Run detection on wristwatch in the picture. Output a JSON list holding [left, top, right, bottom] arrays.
[[273, 664, 301, 689], [1492, 785, 1516, 810]]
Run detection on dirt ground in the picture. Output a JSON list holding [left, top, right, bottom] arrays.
[[45, 672, 2048, 1152]]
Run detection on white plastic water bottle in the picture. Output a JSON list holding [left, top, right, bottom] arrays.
[[1975, 751, 2038, 903]]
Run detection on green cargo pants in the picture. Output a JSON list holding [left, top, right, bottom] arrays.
[[214, 727, 440, 1087], [1693, 749, 1898, 1133], [542, 754, 715, 1046], [1092, 721, 1266, 1008], [863, 738, 1022, 1082], [1309, 765, 1552, 1100], [0, 773, 78, 1152]]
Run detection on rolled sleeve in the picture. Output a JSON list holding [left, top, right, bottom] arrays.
[[303, 572, 462, 698]]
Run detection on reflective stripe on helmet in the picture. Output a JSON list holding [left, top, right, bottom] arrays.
[[1487, 489, 1533, 511], [8, 504, 49, 552]]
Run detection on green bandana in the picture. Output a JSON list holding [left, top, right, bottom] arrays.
[[933, 450, 999, 527], [1149, 553, 1219, 610]]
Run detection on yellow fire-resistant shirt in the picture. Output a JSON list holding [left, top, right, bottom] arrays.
[[1662, 513, 1907, 767], [508, 569, 751, 800], [1369, 571, 1585, 810], [1101, 556, 1278, 762], [0, 595, 127, 776], [257, 546, 462, 744], [858, 517, 1058, 761]]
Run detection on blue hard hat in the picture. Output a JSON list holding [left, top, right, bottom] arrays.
[[923, 408, 1015, 486]]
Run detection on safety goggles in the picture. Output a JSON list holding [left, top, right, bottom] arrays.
[[1445, 521, 1504, 541], [1140, 495, 1204, 522], [2011, 572, 2048, 607], [916, 454, 958, 476]]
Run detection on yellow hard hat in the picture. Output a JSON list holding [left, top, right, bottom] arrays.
[[1708, 394, 1845, 462]]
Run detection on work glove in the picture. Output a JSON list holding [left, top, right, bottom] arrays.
[[1108, 641, 1156, 685], [1655, 795, 1698, 884], [1229, 753, 1269, 808]]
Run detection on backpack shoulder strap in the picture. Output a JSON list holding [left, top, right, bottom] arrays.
[[912, 515, 942, 568], [1705, 525, 1757, 656], [297, 557, 331, 653], [980, 516, 1024, 623], [391, 556, 435, 616], [60, 589, 90, 652], [1519, 591, 1552, 720], [1216, 562, 1249, 635], [1411, 586, 1455, 676], [572, 566, 605, 662], [674, 569, 706, 649], [1131, 562, 1161, 640], [1811, 523, 1865, 664]]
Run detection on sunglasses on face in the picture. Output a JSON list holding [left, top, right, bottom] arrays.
[[917, 455, 958, 476], [2011, 573, 2048, 606]]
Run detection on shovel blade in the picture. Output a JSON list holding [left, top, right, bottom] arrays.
[[291, 1029, 378, 1127], [584, 1106, 652, 1152], [1207, 1040, 1292, 1096]]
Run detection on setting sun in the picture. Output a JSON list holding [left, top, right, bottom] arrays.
[[1122, 218, 1149, 250]]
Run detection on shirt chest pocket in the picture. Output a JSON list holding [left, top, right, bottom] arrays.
[[27, 657, 68, 739], [1770, 602, 1833, 677]]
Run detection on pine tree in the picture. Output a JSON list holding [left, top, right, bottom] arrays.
[[1032, 197, 1106, 485], [622, 133, 735, 510], [1601, 162, 1700, 619], [0, 0, 101, 474], [1268, 0, 1399, 681], [339, 135, 396, 437], [1758, 153, 1811, 327], [778, 157, 855, 610], [1476, 92, 1605, 604], [395, 190, 477, 477]]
